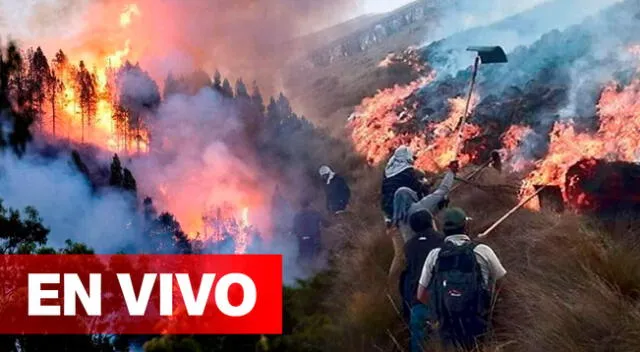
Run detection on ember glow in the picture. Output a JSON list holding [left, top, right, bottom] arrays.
[[200, 204, 257, 254]]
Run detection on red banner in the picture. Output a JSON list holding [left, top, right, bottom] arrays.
[[0, 255, 282, 334]]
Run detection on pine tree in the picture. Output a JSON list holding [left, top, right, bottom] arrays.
[[1, 42, 33, 156], [115, 62, 160, 152], [213, 70, 222, 90], [235, 78, 249, 99], [221, 78, 233, 97], [53, 50, 68, 72], [0, 200, 49, 254], [76, 61, 97, 142], [276, 92, 292, 118], [28, 47, 51, 128], [122, 168, 137, 194], [109, 154, 123, 187], [47, 68, 62, 136], [266, 97, 279, 121], [251, 81, 265, 115], [51, 50, 69, 136], [148, 212, 192, 254]]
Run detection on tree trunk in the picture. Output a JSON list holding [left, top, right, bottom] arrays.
[[51, 90, 56, 137], [81, 109, 85, 143]]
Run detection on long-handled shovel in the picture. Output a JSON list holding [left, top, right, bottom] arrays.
[[453, 46, 508, 159]]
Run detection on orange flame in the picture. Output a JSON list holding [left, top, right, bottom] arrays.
[[38, 4, 144, 154], [500, 124, 534, 172], [199, 204, 255, 254], [28, 2, 266, 253], [519, 76, 640, 209], [349, 75, 480, 173]]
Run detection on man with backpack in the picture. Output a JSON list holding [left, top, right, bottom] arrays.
[[417, 208, 506, 350], [400, 209, 444, 352]]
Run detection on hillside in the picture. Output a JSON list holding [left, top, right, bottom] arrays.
[[280, 0, 620, 132], [268, 0, 640, 351]]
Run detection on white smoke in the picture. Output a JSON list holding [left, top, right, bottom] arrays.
[[0, 150, 143, 253], [423, 0, 624, 76]]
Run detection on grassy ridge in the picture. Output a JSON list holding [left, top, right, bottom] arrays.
[[297, 165, 640, 351]]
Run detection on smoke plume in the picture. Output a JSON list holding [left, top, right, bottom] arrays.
[[0, 150, 144, 253]]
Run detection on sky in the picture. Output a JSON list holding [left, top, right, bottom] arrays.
[[0, 0, 416, 43], [0, 0, 418, 85]]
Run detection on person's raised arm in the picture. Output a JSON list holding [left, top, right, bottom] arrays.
[[413, 161, 458, 213]]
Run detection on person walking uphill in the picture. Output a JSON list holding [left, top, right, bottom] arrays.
[[417, 208, 506, 350], [382, 146, 430, 224], [382, 146, 430, 277], [400, 210, 444, 352], [292, 199, 328, 264], [388, 158, 458, 278], [318, 165, 351, 214]]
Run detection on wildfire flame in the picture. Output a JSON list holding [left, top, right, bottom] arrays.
[[200, 204, 255, 254], [31, 3, 148, 154], [349, 74, 480, 173], [500, 124, 534, 172], [518, 76, 640, 209], [26, 3, 263, 252]]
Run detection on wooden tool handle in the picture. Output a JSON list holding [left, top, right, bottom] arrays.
[[477, 186, 546, 238]]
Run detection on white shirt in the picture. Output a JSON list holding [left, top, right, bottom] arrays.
[[418, 234, 507, 290]]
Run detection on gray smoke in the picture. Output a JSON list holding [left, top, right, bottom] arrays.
[[423, 0, 624, 76], [0, 150, 144, 253]]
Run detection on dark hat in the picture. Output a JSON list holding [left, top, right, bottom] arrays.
[[409, 209, 433, 233], [442, 207, 468, 232]]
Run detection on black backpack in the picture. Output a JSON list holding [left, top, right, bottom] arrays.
[[431, 241, 486, 324]]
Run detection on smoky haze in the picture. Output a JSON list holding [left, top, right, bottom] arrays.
[[0, 0, 413, 90]]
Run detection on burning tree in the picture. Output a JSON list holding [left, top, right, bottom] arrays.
[[75, 60, 97, 142], [114, 61, 160, 153], [27, 47, 51, 128], [348, 0, 640, 212]]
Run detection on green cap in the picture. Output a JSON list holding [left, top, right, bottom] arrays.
[[442, 207, 468, 231]]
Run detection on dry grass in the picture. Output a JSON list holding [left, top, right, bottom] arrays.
[[318, 164, 640, 352]]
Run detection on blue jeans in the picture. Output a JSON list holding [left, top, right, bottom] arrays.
[[410, 303, 431, 352]]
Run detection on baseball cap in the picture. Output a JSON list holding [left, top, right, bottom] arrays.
[[442, 207, 469, 232]]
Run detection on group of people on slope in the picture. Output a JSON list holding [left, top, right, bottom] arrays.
[[382, 146, 507, 351], [280, 165, 351, 263], [286, 145, 506, 351]]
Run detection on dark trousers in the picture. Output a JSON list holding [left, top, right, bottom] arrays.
[[297, 237, 319, 262]]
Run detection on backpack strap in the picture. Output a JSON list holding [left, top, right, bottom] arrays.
[[434, 241, 479, 272]]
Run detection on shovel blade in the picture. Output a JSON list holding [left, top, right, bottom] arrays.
[[467, 46, 508, 64]]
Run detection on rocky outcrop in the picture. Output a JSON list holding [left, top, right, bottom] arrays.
[[307, 0, 434, 67]]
